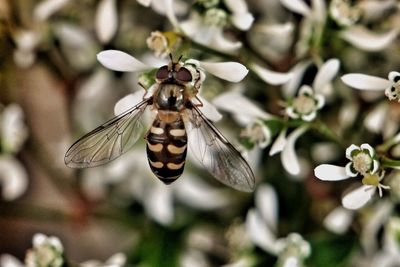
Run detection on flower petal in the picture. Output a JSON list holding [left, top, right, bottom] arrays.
[[314, 164, 350, 181], [0, 254, 24, 267], [95, 0, 118, 44], [323, 206, 353, 234], [364, 103, 387, 134], [137, 0, 151, 7], [345, 162, 358, 177], [281, 126, 307, 175], [388, 71, 400, 82], [33, 0, 70, 21], [97, 50, 151, 72], [342, 185, 375, 210], [0, 156, 28, 201], [360, 143, 375, 157], [199, 61, 248, 82], [282, 61, 311, 97], [269, 129, 287, 156], [197, 95, 222, 122], [341, 74, 390, 91], [114, 91, 145, 116], [279, 0, 311, 16], [174, 175, 231, 210], [340, 26, 398, 52], [251, 63, 293, 85], [256, 184, 278, 233], [144, 183, 174, 225], [313, 58, 340, 93], [210, 30, 242, 53], [212, 91, 272, 123], [345, 144, 360, 159], [231, 12, 254, 31], [245, 210, 279, 254]]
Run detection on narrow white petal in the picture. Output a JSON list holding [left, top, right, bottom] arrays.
[[245, 210, 279, 254], [360, 143, 375, 157], [163, 0, 179, 29], [223, 0, 248, 14], [314, 164, 350, 181], [279, 0, 311, 16], [341, 74, 390, 91], [199, 61, 248, 82], [212, 91, 272, 123], [114, 91, 145, 116], [95, 0, 118, 44], [0, 254, 24, 267], [210, 31, 242, 53], [137, 0, 151, 7], [388, 71, 400, 82], [231, 13, 254, 31], [269, 129, 287, 156], [256, 184, 278, 233], [105, 253, 127, 265], [282, 61, 311, 97], [144, 184, 174, 225], [340, 26, 398, 52], [281, 126, 307, 175], [197, 96, 222, 122], [364, 102, 389, 133], [313, 58, 340, 93], [174, 175, 231, 210], [251, 63, 293, 85], [33, 0, 70, 21], [342, 185, 375, 210], [97, 50, 151, 72], [345, 144, 360, 159], [323, 207, 353, 234], [33, 233, 47, 247], [0, 156, 28, 201], [345, 162, 358, 177]]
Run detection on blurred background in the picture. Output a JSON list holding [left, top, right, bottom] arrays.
[[1, 0, 400, 266]]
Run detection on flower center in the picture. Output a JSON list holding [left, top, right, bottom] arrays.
[[293, 95, 316, 115], [352, 153, 372, 175], [329, 0, 361, 26], [204, 8, 227, 26]]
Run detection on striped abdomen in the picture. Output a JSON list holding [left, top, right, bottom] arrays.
[[145, 114, 187, 184]]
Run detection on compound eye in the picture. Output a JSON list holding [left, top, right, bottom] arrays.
[[156, 66, 169, 80], [176, 67, 192, 82]]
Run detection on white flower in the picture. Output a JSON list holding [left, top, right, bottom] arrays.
[[286, 85, 325, 121], [0, 156, 28, 201], [146, 31, 170, 58], [1, 104, 28, 154], [329, 0, 361, 27], [33, 0, 70, 21], [246, 184, 311, 265], [177, 0, 254, 53], [25, 233, 64, 267], [315, 144, 390, 209]]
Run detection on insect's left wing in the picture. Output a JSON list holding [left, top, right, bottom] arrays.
[[65, 99, 150, 168], [186, 105, 255, 192]]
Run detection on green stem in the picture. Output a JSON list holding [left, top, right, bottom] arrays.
[[380, 156, 400, 169], [310, 120, 344, 147]]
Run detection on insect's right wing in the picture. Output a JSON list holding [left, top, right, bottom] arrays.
[[65, 99, 151, 168], [186, 105, 256, 192]]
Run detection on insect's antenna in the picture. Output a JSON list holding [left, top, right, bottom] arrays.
[[169, 53, 173, 62], [178, 55, 183, 62]]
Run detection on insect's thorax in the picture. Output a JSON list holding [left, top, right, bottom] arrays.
[[155, 83, 187, 112]]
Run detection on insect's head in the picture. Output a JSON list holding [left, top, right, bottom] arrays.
[[155, 54, 193, 84]]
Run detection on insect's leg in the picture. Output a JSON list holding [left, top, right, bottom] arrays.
[[193, 96, 203, 107]]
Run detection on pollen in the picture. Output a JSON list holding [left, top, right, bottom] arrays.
[[362, 174, 380, 186], [352, 152, 372, 175], [293, 95, 317, 115]]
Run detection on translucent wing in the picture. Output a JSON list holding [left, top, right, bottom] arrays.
[[65, 99, 150, 168], [187, 105, 255, 192]]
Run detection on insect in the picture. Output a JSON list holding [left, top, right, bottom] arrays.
[[64, 57, 255, 192]]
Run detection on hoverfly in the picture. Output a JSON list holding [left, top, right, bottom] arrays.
[[64, 56, 255, 192]]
